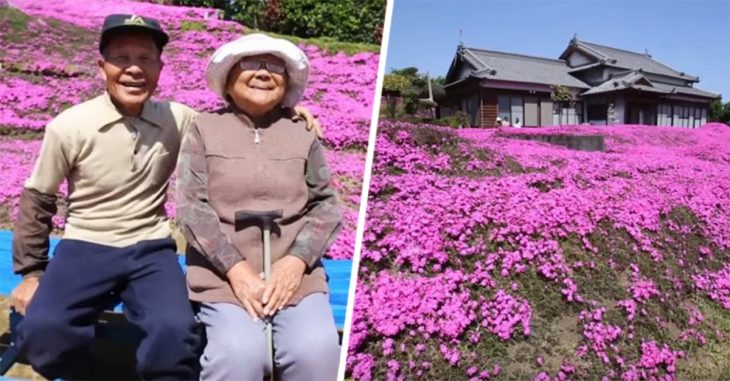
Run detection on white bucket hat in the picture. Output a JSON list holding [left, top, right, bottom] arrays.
[[205, 33, 309, 108]]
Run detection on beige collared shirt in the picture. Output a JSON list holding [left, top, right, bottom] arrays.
[[25, 93, 197, 247]]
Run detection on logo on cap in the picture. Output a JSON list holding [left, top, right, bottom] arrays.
[[123, 15, 146, 26]]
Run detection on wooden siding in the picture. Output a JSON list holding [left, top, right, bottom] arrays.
[[481, 89, 497, 127]]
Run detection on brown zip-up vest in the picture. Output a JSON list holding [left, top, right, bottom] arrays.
[[185, 111, 328, 306]]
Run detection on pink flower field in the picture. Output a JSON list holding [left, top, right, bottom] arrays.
[[0, 1, 379, 259], [348, 121, 730, 380]]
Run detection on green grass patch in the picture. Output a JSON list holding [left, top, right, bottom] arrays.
[[502, 156, 524, 174], [313, 89, 326, 102], [0, 126, 46, 139], [180, 20, 206, 32], [677, 296, 730, 380], [529, 177, 564, 193], [0, 7, 30, 34], [248, 29, 380, 55]]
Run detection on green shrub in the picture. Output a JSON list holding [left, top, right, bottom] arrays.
[[264, 0, 384, 44], [173, 0, 385, 44], [433, 111, 469, 128]]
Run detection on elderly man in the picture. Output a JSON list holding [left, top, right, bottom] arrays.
[[9, 14, 199, 380], [10, 14, 319, 380]]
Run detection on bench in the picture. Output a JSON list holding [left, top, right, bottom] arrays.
[[0, 230, 351, 376]]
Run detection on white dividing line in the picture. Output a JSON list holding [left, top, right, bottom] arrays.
[[336, 0, 395, 379]]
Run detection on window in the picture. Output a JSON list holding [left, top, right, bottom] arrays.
[[673, 106, 686, 127], [510, 97, 524, 126], [498, 96, 510, 124], [667, 105, 708, 129], [657, 104, 671, 126], [694, 108, 702, 128], [678, 106, 689, 128], [674, 106, 680, 127], [552, 102, 583, 125], [460, 95, 480, 127], [574, 102, 584, 124], [497, 96, 526, 126]]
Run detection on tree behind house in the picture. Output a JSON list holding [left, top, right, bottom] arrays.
[[382, 73, 411, 118], [382, 68, 447, 119], [551, 84, 573, 125], [709, 98, 730, 123]]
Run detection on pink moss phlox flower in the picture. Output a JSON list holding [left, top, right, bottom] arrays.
[[349, 121, 730, 378], [480, 289, 532, 340], [561, 277, 584, 302], [579, 308, 622, 364], [692, 264, 730, 309], [617, 299, 638, 321], [630, 274, 661, 304]]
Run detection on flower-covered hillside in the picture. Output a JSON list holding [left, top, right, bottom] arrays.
[[0, 1, 379, 259], [348, 121, 730, 380]]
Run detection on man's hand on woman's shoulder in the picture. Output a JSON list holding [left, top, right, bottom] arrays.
[[293, 106, 324, 138]]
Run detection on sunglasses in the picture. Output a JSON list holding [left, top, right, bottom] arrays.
[[238, 59, 287, 74]]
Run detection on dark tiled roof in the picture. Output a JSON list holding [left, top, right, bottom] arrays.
[[651, 82, 719, 98], [581, 71, 718, 98], [570, 40, 699, 81], [581, 71, 661, 95], [461, 47, 590, 89], [447, 41, 713, 100]]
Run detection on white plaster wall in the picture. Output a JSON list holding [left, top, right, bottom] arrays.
[[568, 51, 592, 67], [456, 63, 473, 82]]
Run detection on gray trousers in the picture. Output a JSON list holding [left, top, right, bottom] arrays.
[[198, 293, 340, 381]]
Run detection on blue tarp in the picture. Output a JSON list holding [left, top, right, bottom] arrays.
[[0, 230, 350, 328]]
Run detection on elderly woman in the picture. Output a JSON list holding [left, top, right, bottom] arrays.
[[176, 33, 342, 381]]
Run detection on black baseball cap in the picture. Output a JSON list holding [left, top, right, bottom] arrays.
[[99, 14, 169, 53]]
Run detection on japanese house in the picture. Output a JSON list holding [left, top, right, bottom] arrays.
[[441, 37, 719, 128]]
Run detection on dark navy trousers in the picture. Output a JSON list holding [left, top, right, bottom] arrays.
[[17, 238, 198, 380]]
